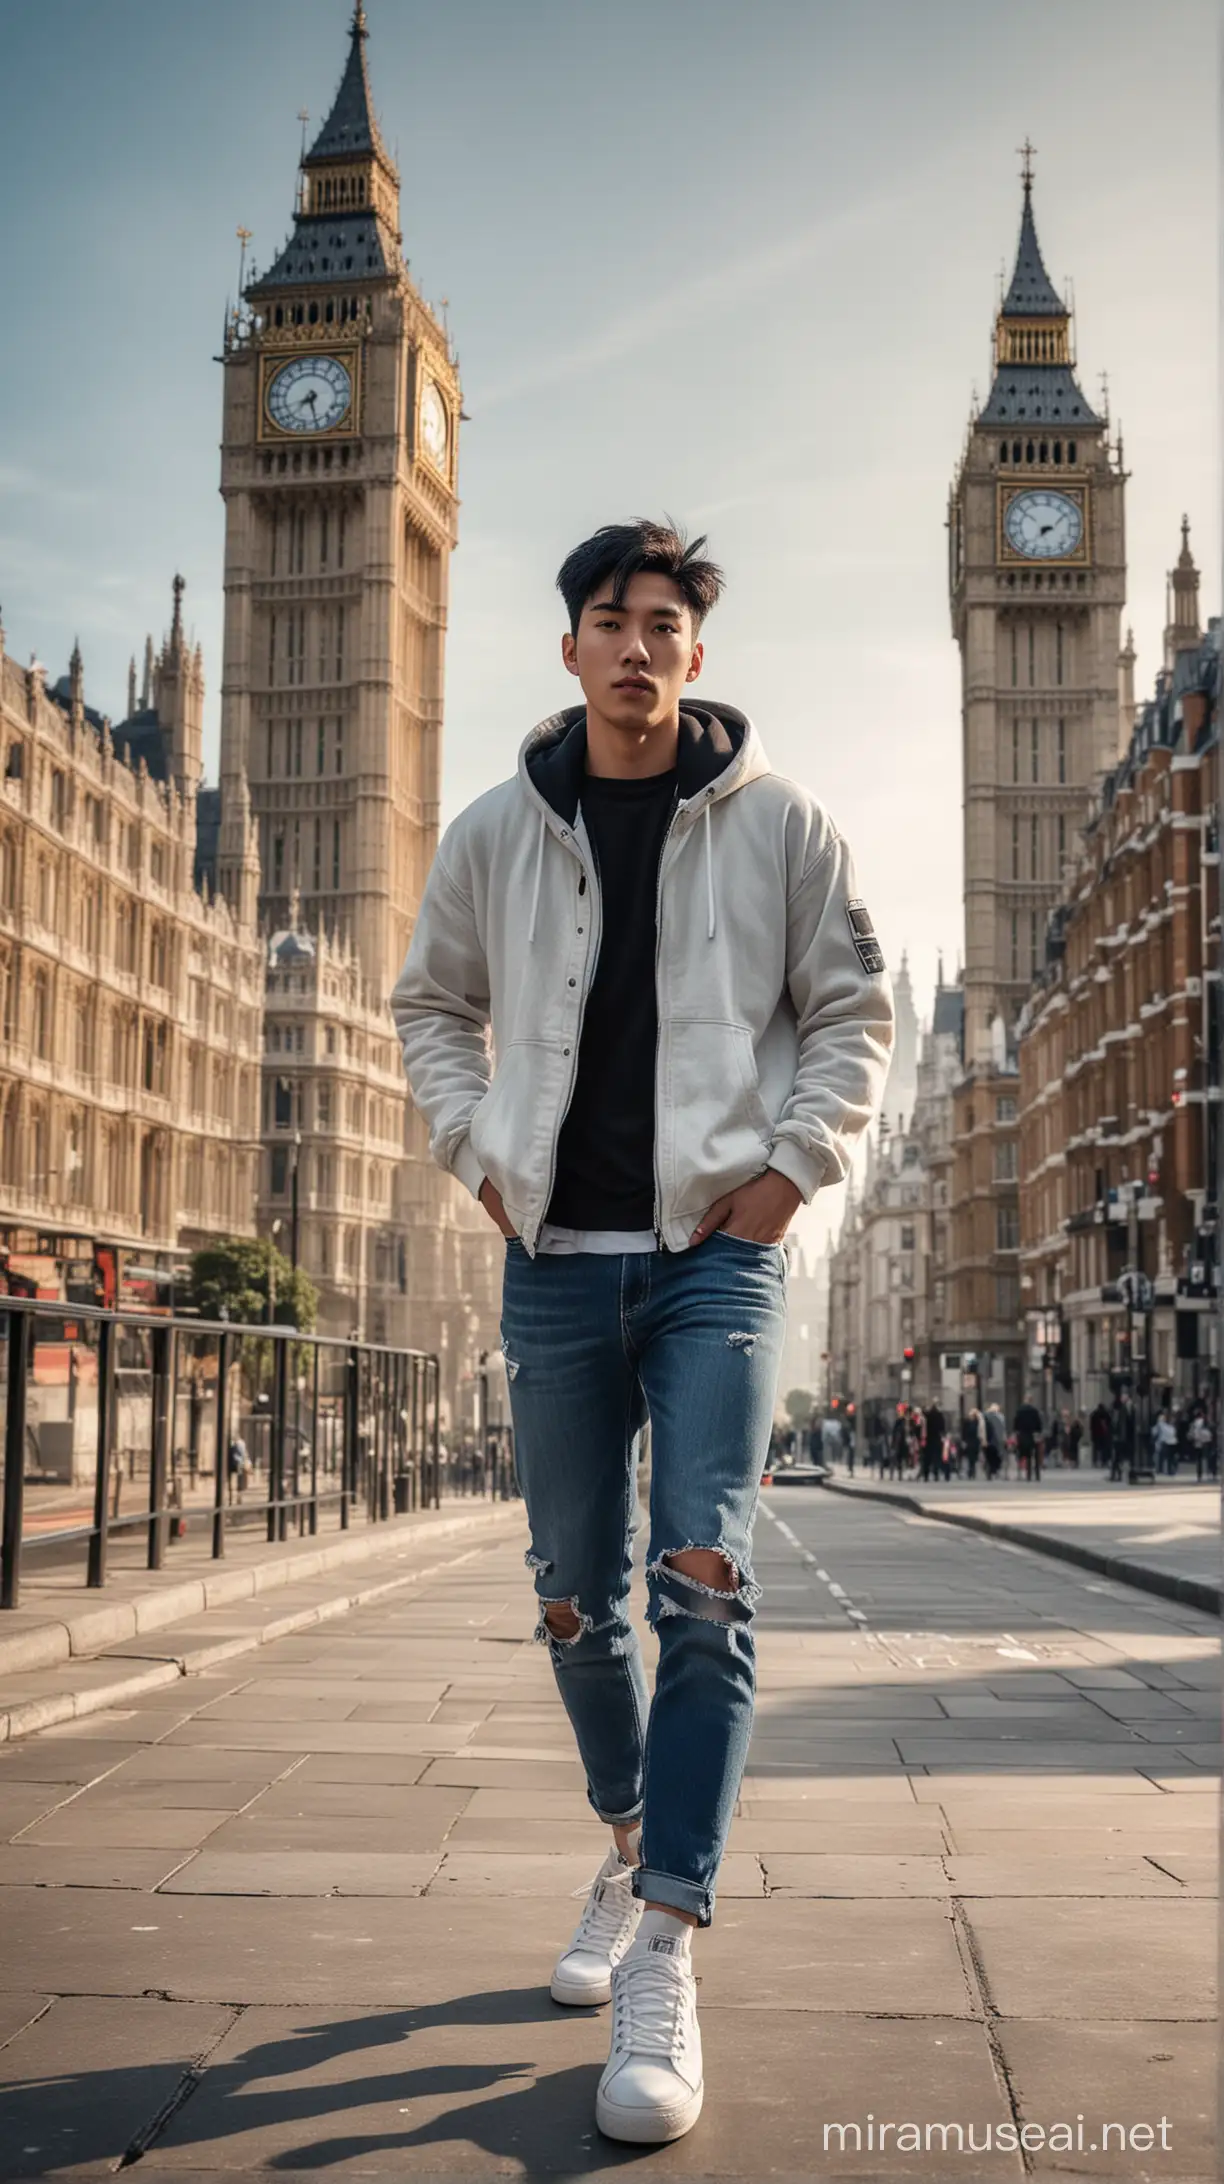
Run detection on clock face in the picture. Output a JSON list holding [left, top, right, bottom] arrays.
[[266, 354, 352, 435], [1004, 488, 1084, 561], [419, 379, 448, 470]]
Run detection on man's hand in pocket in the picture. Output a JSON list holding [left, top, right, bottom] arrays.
[[479, 1178, 518, 1239]]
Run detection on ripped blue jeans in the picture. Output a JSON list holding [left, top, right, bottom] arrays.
[[500, 1230, 787, 1924]]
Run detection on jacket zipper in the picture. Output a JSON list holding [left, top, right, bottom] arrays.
[[531, 830, 599, 1252], [651, 787, 685, 1249]]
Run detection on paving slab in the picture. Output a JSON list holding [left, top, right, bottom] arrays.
[[0, 1888, 582, 2006], [760, 1852, 950, 1896], [0, 1994, 233, 2178], [0, 1995, 50, 2050], [999, 2019, 1215, 2182], [201, 1812, 458, 1855], [945, 1854, 1185, 1896], [16, 1805, 233, 1850], [161, 1851, 441, 1896], [0, 1843, 188, 1889], [140, 2003, 1016, 2179], [697, 1897, 971, 2014], [968, 1898, 1215, 2019]]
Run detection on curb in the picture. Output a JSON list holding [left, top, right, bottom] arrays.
[[821, 1479, 1221, 1618], [0, 1503, 525, 1744]]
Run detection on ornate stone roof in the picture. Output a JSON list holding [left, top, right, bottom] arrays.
[[252, 213, 394, 293], [980, 365, 1100, 427], [1002, 186, 1065, 318], [305, 5, 390, 169]]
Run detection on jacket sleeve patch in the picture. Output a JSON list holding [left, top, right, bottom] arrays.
[[846, 898, 885, 975]]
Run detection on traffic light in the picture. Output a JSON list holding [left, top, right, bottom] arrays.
[[846, 1402, 856, 1418], [903, 1346, 915, 1363], [831, 1396, 840, 1410]]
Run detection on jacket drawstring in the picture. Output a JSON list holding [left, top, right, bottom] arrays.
[[528, 808, 546, 945], [703, 799, 716, 940]]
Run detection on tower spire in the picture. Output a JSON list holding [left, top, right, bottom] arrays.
[[304, 1, 390, 167], [1001, 150, 1065, 318], [248, 4, 400, 300]]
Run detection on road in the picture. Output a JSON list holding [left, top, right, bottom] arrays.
[[0, 1486, 1215, 2180]]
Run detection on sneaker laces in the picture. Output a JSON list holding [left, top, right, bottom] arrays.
[[612, 1952, 691, 2058], [571, 1867, 636, 1954]]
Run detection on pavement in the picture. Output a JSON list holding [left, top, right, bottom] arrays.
[[0, 1488, 1216, 2182], [821, 1468, 1221, 1615], [0, 1500, 526, 1741]]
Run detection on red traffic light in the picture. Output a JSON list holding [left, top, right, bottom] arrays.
[[831, 1396, 840, 1409], [903, 1346, 915, 1363], [846, 1402, 856, 1416]]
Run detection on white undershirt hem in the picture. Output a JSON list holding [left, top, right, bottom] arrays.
[[535, 1223, 659, 1255]]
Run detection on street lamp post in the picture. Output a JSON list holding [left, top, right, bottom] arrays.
[[290, 1132, 301, 1274]]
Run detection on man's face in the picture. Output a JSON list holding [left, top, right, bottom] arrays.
[[561, 571, 703, 730]]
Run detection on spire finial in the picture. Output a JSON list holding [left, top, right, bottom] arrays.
[[171, 572, 185, 642], [352, 1, 368, 34], [1018, 137, 1036, 195], [236, 224, 252, 297]]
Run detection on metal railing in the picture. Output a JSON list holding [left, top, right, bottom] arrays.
[[0, 1298, 517, 1611]]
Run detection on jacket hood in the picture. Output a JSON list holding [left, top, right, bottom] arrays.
[[519, 701, 769, 826]]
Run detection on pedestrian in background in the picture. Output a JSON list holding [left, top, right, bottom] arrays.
[[921, 1399, 946, 1483], [1109, 1393, 1136, 1481], [1089, 1400, 1112, 1468], [961, 1406, 983, 1480], [983, 1403, 1006, 1480], [1013, 1397, 1044, 1481], [1065, 1411, 1083, 1467], [1152, 1406, 1178, 1476], [1189, 1408, 1217, 1482], [889, 1408, 909, 1479]]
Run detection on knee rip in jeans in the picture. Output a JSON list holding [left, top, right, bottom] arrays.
[[501, 1344, 520, 1381], [726, 1330, 758, 1353], [646, 1544, 758, 1632], [536, 1595, 592, 1647]]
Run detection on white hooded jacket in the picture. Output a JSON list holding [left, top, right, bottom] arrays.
[[390, 703, 894, 1256]]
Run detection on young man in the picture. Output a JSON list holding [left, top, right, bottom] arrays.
[[392, 519, 893, 2144]]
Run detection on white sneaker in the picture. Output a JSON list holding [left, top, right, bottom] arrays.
[[550, 1843, 642, 2006], [596, 1924, 704, 2144]]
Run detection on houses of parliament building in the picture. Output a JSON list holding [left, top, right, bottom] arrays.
[[0, 9, 502, 1416]]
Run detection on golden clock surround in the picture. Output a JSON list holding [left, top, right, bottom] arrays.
[[257, 344, 363, 444], [996, 481, 1091, 569]]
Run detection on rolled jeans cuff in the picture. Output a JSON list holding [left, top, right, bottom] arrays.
[[591, 1797, 644, 1827], [631, 1863, 715, 1927]]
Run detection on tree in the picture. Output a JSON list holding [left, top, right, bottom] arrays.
[[783, 1387, 815, 1428], [187, 1237, 318, 1333]]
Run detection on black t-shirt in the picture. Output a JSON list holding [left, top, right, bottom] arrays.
[[545, 766, 678, 1231]]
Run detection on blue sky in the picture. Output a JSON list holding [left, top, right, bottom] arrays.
[[0, 0, 1217, 1250]]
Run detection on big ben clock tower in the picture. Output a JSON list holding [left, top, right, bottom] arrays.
[[950, 150, 1127, 1066], [945, 150, 1127, 1409], [216, 7, 485, 1357]]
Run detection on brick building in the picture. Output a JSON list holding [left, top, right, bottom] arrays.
[[1017, 525, 1219, 1414]]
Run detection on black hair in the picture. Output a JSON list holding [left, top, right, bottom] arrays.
[[556, 518, 725, 636]]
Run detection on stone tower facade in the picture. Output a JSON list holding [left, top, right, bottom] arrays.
[[944, 162, 1129, 1413], [950, 166, 1127, 1068], [215, 6, 489, 1366], [217, 4, 459, 997]]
